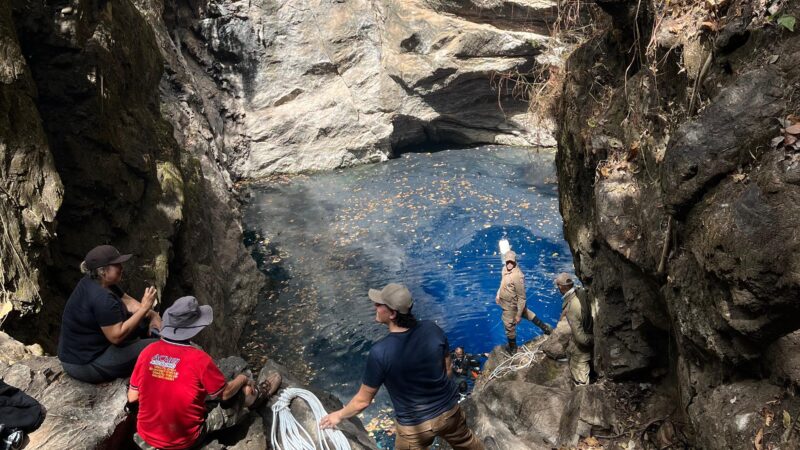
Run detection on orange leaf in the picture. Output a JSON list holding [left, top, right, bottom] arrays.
[[754, 427, 764, 450], [785, 123, 800, 134]]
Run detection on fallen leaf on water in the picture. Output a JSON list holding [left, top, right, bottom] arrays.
[[762, 407, 774, 427], [754, 427, 764, 450]]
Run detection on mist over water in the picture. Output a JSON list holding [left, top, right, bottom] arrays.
[[241, 146, 573, 422]]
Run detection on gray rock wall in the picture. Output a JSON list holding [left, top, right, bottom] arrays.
[[161, 0, 560, 177], [0, 0, 62, 324], [555, 0, 800, 446], [3, 0, 262, 356]]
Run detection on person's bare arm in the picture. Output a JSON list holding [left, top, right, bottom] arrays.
[[320, 384, 378, 429], [445, 354, 453, 378], [127, 388, 139, 403], [209, 374, 249, 401], [123, 289, 162, 331], [101, 287, 156, 344]]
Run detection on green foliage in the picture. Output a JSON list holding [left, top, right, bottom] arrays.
[[777, 14, 796, 32]]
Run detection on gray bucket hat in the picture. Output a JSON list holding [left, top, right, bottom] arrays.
[[160, 296, 213, 341]]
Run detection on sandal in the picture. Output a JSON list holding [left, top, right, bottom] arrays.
[[249, 372, 282, 410]]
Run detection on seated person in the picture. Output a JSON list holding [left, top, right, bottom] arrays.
[[128, 296, 282, 450], [450, 347, 488, 380], [58, 245, 162, 383]]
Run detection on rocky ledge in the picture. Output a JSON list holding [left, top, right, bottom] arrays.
[[0, 332, 374, 450], [466, 320, 800, 449]]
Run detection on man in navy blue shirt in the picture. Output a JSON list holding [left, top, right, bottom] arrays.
[[320, 283, 483, 450]]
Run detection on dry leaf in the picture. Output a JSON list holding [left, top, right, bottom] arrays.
[[772, 136, 785, 148], [585, 436, 601, 446], [785, 134, 798, 146], [755, 427, 764, 450], [732, 173, 746, 182], [701, 20, 718, 31], [786, 123, 800, 134], [769, 55, 780, 64], [763, 407, 774, 427]]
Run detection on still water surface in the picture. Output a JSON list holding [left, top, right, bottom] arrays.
[[240, 146, 573, 435]]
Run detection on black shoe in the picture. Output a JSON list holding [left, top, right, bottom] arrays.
[[506, 338, 517, 354]]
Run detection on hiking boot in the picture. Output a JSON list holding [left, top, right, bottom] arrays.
[[506, 338, 517, 355], [250, 372, 282, 410], [531, 316, 553, 335]]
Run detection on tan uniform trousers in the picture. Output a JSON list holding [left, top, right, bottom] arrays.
[[501, 307, 538, 340], [567, 340, 591, 385], [394, 404, 484, 450]]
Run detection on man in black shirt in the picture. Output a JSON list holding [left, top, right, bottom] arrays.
[[320, 283, 483, 450]]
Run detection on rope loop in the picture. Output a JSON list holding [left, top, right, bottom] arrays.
[[270, 388, 352, 450]]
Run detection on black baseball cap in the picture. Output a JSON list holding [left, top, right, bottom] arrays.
[[84, 245, 132, 270]]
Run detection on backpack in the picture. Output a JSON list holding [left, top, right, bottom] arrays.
[[0, 379, 44, 433], [575, 287, 593, 334]]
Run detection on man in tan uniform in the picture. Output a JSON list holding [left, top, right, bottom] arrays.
[[556, 273, 593, 385], [495, 251, 553, 354]]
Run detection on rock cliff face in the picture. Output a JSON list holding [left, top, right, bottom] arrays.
[[0, 0, 62, 325], [3, 0, 262, 356], [552, 0, 800, 446], [162, 0, 559, 177]]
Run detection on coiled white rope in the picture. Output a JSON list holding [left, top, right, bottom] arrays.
[[270, 387, 352, 450], [487, 340, 545, 382]]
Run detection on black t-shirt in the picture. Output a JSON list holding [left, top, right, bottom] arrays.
[[57, 276, 129, 364], [362, 321, 458, 426]]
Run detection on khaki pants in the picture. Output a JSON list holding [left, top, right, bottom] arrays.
[[395, 405, 484, 450], [501, 307, 538, 340], [567, 341, 592, 385]]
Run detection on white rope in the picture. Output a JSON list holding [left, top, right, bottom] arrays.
[[486, 340, 546, 382], [270, 388, 352, 450]]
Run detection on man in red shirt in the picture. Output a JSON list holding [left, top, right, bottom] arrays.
[[127, 296, 281, 449]]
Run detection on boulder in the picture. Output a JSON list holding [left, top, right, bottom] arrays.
[[0, 356, 130, 450]]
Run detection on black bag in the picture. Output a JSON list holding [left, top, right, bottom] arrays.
[[0, 379, 45, 432]]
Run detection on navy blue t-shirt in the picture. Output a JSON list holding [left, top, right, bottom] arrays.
[[57, 276, 128, 364], [362, 321, 458, 425]]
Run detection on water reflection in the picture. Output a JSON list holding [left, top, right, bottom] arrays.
[[240, 146, 573, 427]]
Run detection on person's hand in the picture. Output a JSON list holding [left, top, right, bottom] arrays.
[[320, 410, 343, 429], [483, 353, 491, 358], [141, 286, 157, 310], [514, 316, 522, 325]]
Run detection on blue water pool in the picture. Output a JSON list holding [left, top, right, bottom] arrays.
[[241, 145, 574, 437]]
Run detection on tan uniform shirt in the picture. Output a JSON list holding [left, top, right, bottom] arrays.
[[562, 288, 592, 348], [497, 266, 526, 314]]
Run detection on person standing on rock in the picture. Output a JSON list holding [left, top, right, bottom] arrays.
[[555, 272, 593, 385], [320, 283, 484, 450], [58, 245, 162, 383], [127, 296, 282, 450], [495, 250, 552, 354]]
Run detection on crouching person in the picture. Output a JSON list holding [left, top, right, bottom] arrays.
[[320, 283, 483, 450], [127, 296, 282, 450]]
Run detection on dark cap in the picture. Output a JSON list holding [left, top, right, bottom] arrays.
[[84, 245, 132, 271]]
